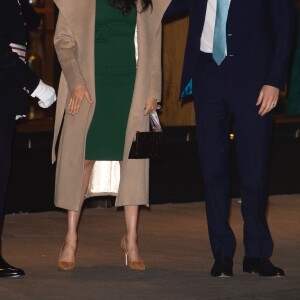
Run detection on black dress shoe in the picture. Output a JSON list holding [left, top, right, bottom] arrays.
[[243, 256, 285, 277], [0, 257, 25, 278], [211, 257, 233, 277]]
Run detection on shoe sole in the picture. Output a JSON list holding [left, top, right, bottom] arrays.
[[218, 274, 233, 278], [211, 273, 233, 277], [0, 274, 24, 278]]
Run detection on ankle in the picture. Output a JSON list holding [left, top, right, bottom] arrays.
[[126, 233, 137, 243], [64, 233, 78, 244]]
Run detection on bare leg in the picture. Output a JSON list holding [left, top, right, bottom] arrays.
[[119, 161, 142, 263], [124, 205, 142, 262], [58, 160, 95, 264]]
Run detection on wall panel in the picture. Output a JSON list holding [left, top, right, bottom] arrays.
[[161, 17, 196, 126]]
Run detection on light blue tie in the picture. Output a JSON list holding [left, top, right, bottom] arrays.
[[212, 0, 230, 66]]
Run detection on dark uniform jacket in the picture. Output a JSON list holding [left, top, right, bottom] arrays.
[[0, 0, 39, 114]]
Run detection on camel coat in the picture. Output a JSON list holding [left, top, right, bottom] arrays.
[[52, 0, 171, 211]]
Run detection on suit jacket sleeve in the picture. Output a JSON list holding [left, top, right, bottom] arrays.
[[54, 12, 85, 91], [163, 0, 189, 23], [147, 23, 162, 101], [266, 0, 294, 90], [0, 0, 39, 94]]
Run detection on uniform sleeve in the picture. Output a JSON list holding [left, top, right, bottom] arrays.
[[20, 0, 41, 30], [147, 23, 162, 101], [266, 0, 294, 90], [0, 0, 39, 94], [54, 12, 85, 91]]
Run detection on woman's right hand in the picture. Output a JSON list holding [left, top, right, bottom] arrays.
[[67, 84, 93, 115]]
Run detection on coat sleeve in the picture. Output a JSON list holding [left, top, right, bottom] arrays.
[[147, 23, 162, 101], [0, 0, 39, 94], [266, 0, 294, 90], [54, 12, 85, 91]]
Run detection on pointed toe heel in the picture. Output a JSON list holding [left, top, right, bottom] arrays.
[[57, 261, 75, 271], [120, 235, 146, 271], [57, 241, 77, 271]]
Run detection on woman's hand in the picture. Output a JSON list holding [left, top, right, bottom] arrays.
[[67, 84, 93, 115], [144, 97, 158, 115]]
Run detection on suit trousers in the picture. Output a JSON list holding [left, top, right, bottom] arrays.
[[193, 52, 274, 259], [0, 111, 15, 225]]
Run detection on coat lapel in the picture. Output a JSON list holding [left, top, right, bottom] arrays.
[[140, 0, 171, 37]]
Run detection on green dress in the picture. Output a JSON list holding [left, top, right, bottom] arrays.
[[286, 11, 300, 115], [85, 0, 137, 160]]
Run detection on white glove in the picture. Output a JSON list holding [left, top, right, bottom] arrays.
[[31, 80, 56, 108]]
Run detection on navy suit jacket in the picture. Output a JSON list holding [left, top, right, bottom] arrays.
[[164, 0, 294, 98], [0, 0, 39, 114]]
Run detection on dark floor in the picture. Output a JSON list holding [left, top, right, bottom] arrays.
[[1, 194, 300, 300]]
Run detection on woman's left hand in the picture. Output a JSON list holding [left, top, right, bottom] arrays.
[[144, 97, 158, 115]]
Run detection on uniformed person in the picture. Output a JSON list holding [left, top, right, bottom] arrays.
[[0, 0, 56, 277]]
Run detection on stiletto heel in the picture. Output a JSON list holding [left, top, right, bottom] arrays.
[[57, 241, 77, 271], [120, 235, 146, 270], [120, 236, 128, 266], [124, 251, 128, 266]]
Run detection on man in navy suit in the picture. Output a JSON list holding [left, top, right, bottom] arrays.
[[0, 0, 56, 277], [165, 0, 294, 277]]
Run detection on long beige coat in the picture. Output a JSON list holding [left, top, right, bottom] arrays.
[[52, 0, 171, 211]]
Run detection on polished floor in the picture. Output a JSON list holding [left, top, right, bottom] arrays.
[[1, 194, 300, 300]]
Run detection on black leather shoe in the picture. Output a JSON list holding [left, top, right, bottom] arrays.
[[243, 256, 284, 277], [0, 257, 25, 278], [211, 257, 233, 277]]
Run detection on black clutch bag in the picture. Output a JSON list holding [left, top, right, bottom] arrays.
[[129, 112, 164, 159]]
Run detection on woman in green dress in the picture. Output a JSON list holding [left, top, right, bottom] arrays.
[[53, 0, 170, 271]]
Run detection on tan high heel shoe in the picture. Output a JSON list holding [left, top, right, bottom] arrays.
[[120, 235, 146, 271], [57, 241, 76, 271]]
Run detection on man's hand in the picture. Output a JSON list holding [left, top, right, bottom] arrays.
[[144, 97, 158, 115], [31, 80, 57, 108], [256, 85, 279, 116], [67, 84, 93, 115]]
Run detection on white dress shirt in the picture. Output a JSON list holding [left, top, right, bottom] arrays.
[[200, 0, 231, 53]]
